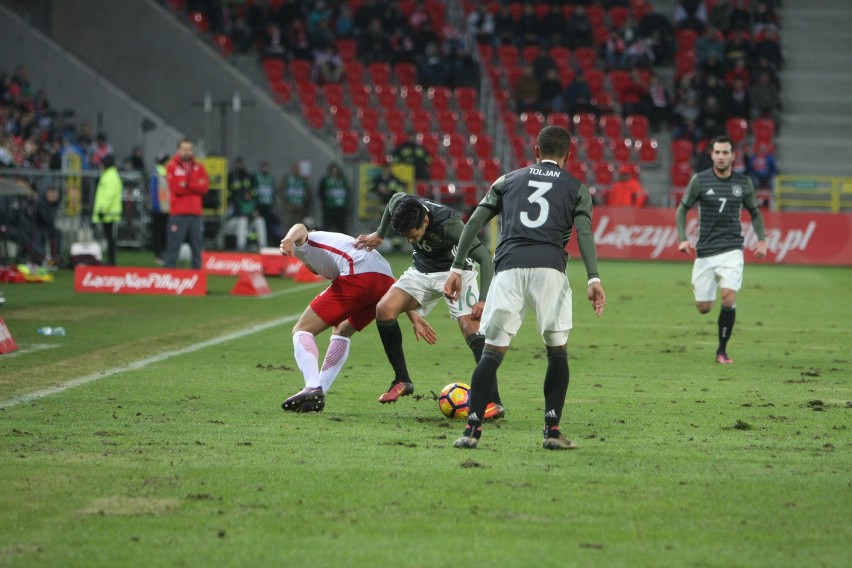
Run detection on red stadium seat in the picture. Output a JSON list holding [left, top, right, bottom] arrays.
[[428, 86, 453, 112], [454, 87, 478, 114], [444, 132, 468, 160], [374, 85, 399, 111], [411, 110, 433, 134], [303, 105, 325, 130], [429, 156, 449, 181], [599, 114, 624, 140], [583, 137, 607, 162], [609, 138, 633, 165], [336, 130, 361, 157], [471, 134, 494, 161], [625, 114, 650, 140], [452, 157, 476, 181], [350, 84, 371, 109], [394, 62, 418, 85], [546, 112, 571, 129], [213, 34, 233, 57], [497, 45, 520, 69], [670, 162, 693, 189], [635, 137, 659, 167], [726, 117, 749, 145], [364, 132, 389, 162], [337, 38, 357, 62], [463, 111, 486, 136], [520, 111, 546, 138], [418, 132, 442, 158], [289, 60, 312, 83], [368, 62, 392, 85], [385, 109, 407, 133], [671, 139, 695, 165], [752, 118, 776, 145], [566, 160, 589, 183], [573, 113, 598, 139], [330, 105, 353, 131], [592, 161, 616, 188], [480, 157, 503, 182], [573, 48, 597, 71], [263, 59, 285, 82], [358, 108, 381, 132], [437, 110, 460, 135], [322, 84, 345, 108], [400, 85, 424, 112]]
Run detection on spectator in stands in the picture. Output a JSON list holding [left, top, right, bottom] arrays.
[[280, 161, 313, 229], [637, 9, 676, 65], [288, 18, 312, 61], [149, 153, 170, 265], [312, 44, 344, 84], [750, 70, 782, 124], [225, 157, 266, 251], [726, 77, 752, 119], [673, 91, 702, 141], [541, 4, 568, 49], [369, 163, 406, 205], [697, 94, 727, 141], [516, 4, 542, 48], [335, 3, 354, 38], [538, 68, 565, 114], [700, 73, 728, 105], [647, 73, 673, 132], [748, 143, 778, 190], [318, 162, 351, 234], [753, 29, 782, 70], [466, 4, 496, 47], [164, 138, 210, 269], [620, 68, 650, 117], [675, 0, 708, 32], [126, 145, 146, 173], [512, 66, 541, 114], [392, 133, 432, 180], [91, 133, 113, 169], [603, 28, 630, 70], [417, 42, 450, 88], [697, 25, 726, 64], [727, 0, 752, 32], [492, 5, 516, 48], [358, 18, 388, 63], [565, 5, 596, 49], [725, 31, 752, 67], [607, 166, 648, 207], [752, 1, 780, 35], [262, 23, 286, 59], [389, 28, 416, 65], [446, 46, 481, 91], [255, 161, 281, 246], [564, 70, 595, 116], [92, 154, 122, 266]]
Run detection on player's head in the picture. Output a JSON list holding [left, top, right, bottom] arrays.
[[392, 198, 430, 244], [535, 125, 571, 164], [710, 135, 734, 175]]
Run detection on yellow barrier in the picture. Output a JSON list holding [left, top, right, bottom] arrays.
[[774, 175, 852, 213]]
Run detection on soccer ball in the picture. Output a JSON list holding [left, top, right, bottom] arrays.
[[438, 382, 470, 419]]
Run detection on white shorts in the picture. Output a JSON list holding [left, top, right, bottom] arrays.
[[393, 266, 480, 320], [692, 249, 744, 301], [480, 267, 572, 348]]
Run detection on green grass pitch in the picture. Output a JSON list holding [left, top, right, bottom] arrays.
[[0, 252, 849, 567]]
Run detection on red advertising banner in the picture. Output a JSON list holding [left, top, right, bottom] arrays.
[[565, 207, 852, 265], [74, 266, 207, 296], [202, 251, 266, 275]]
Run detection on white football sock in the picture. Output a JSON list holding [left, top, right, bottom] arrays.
[[293, 331, 321, 389], [319, 335, 351, 393]]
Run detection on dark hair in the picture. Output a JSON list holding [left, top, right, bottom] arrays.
[[101, 154, 115, 169], [710, 135, 734, 150], [391, 197, 428, 234], [537, 125, 571, 160], [177, 137, 193, 147]]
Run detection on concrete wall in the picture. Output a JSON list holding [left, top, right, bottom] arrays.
[[45, 0, 336, 178], [0, 2, 182, 163]]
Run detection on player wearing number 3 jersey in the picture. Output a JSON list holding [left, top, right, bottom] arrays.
[[444, 125, 607, 450], [675, 135, 767, 365], [355, 193, 504, 417]]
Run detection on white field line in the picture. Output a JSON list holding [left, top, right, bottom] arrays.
[[0, 313, 301, 410], [0, 343, 60, 358]]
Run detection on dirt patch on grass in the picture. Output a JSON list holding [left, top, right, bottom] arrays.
[[78, 496, 181, 516]]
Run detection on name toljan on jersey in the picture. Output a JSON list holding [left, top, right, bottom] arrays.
[[529, 167, 561, 177]]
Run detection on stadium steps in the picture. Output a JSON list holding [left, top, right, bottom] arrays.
[[775, 0, 852, 177]]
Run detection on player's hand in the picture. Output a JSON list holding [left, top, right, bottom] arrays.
[[410, 315, 437, 345], [751, 240, 767, 259], [588, 283, 606, 317], [354, 232, 383, 251], [442, 272, 461, 301], [678, 240, 695, 256], [280, 237, 295, 256], [470, 300, 485, 321]]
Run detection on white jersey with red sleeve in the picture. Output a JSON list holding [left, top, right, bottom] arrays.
[[293, 231, 394, 280]]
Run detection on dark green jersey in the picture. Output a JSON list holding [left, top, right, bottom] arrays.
[[318, 175, 349, 210], [481, 161, 596, 273], [378, 193, 473, 273], [677, 169, 764, 258]]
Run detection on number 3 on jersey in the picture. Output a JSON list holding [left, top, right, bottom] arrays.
[[520, 181, 552, 228]]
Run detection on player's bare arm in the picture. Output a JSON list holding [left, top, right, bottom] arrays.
[[470, 300, 485, 322], [280, 223, 309, 256], [751, 240, 767, 258], [678, 240, 695, 255]]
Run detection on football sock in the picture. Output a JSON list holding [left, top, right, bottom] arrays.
[[543, 348, 569, 428], [718, 305, 736, 353], [468, 349, 504, 424], [293, 331, 321, 389], [544, 425, 561, 439], [467, 333, 503, 405], [462, 424, 483, 439], [376, 319, 411, 383], [319, 335, 351, 393]]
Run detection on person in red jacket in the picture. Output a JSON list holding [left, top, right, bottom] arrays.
[[607, 166, 648, 207], [164, 138, 210, 269]]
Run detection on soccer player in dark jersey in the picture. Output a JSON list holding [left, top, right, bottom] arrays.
[[675, 135, 767, 364], [355, 193, 505, 418], [444, 125, 607, 450]]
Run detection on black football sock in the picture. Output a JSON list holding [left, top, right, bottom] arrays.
[[467, 333, 503, 405], [543, 348, 569, 433], [462, 424, 482, 439], [468, 349, 504, 424], [718, 306, 736, 353], [376, 319, 411, 383]]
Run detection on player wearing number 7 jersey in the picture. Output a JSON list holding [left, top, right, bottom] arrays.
[[675, 135, 767, 365], [444, 125, 606, 450], [355, 193, 505, 417]]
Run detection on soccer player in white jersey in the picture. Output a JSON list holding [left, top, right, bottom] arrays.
[[279, 223, 429, 412]]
